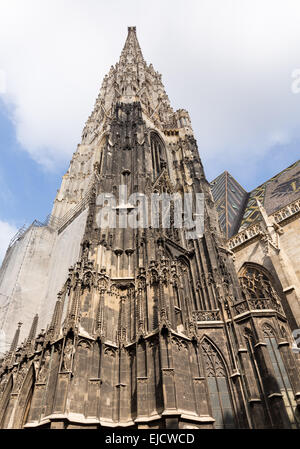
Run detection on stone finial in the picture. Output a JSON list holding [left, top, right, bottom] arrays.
[[120, 25, 144, 64], [9, 321, 22, 353], [128, 26, 136, 33]]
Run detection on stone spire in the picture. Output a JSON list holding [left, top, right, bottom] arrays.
[[27, 314, 38, 343], [52, 26, 193, 220], [81, 26, 180, 146], [9, 322, 22, 353], [119, 26, 145, 65]]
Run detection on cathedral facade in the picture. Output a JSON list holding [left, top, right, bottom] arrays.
[[0, 27, 299, 429]]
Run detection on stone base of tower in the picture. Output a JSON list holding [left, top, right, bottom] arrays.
[[24, 413, 214, 429]]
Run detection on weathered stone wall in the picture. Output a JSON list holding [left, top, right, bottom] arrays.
[[0, 227, 55, 353], [39, 208, 88, 331]]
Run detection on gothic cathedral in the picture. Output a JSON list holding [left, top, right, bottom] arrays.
[[0, 27, 299, 429]]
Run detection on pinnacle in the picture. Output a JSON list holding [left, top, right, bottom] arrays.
[[9, 321, 22, 352], [27, 313, 39, 342]]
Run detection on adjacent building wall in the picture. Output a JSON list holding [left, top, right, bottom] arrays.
[[0, 209, 88, 355]]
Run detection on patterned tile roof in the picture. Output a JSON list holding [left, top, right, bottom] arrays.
[[211, 159, 300, 236]]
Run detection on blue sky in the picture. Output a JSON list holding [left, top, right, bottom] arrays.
[[0, 102, 65, 259], [0, 102, 63, 226], [0, 0, 300, 261]]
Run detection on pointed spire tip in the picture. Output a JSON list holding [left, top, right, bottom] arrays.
[[128, 26, 136, 33]]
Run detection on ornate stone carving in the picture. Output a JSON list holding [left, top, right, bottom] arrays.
[[192, 310, 221, 322], [15, 364, 28, 391], [62, 339, 74, 372], [171, 335, 188, 351], [148, 334, 159, 349], [104, 346, 117, 358], [201, 340, 227, 378], [262, 323, 276, 338], [38, 349, 51, 383], [77, 339, 90, 350]]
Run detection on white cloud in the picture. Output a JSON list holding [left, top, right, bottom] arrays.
[[0, 220, 18, 264], [0, 0, 299, 180]]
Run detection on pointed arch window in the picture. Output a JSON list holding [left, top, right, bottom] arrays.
[[239, 265, 279, 301], [150, 133, 166, 180], [262, 324, 299, 428], [176, 258, 198, 323], [201, 339, 236, 429], [238, 264, 284, 314]]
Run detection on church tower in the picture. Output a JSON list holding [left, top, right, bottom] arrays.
[[0, 27, 299, 429]]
